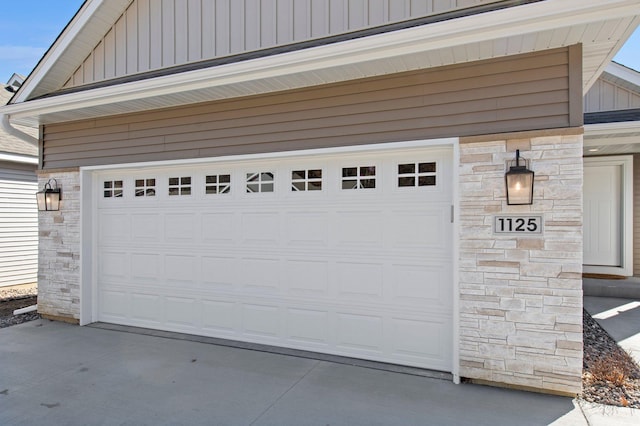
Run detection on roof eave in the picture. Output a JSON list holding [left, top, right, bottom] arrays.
[[4, 0, 640, 126]]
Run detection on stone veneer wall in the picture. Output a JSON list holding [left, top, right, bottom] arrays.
[[37, 169, 81, 322], [458, 132, 583, 396]]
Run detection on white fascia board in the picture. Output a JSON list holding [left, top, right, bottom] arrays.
[[0, 152, 38, 165], [607, 62, 640, 83], [605, 62, 640, 92], [585, 121, 640, 137], [4, 0, 640, 122]]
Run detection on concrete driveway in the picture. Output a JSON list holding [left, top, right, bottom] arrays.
[[1, 319, 581, 426]]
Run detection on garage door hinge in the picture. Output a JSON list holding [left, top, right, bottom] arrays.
[[451, 205, 454, 223]]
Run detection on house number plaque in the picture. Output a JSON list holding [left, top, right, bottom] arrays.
[[493, 215, 543, 235]]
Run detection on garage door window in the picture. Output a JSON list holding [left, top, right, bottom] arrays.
[[206, 174, 231, 194], [103, 180, 123, 198], [135, 179, 156, 197], [342, 166, 376, 189], [292, 169, 322, 191], [169, 177, 191, 196], [246, 172, 274, 193], [397, 162, 436, 187]]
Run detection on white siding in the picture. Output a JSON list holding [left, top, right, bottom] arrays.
[[64, 0, 502, 88], [0, 164, 38, 287], [585, 77, 640, 112]]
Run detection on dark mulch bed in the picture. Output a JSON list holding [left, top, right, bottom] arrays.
[[0, 295, 37, 317], [582, 309, 640, 408]]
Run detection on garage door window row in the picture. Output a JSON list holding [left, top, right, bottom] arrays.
[[102, 161, 437, 199]]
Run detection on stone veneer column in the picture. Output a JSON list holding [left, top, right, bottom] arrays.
[[458, 132, 583, 395], [37, 169, 81, 322]]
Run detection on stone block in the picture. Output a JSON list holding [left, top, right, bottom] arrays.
[[499, 298, 525, 311]]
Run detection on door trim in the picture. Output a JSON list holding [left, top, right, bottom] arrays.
[[583, 155, 633, 277]]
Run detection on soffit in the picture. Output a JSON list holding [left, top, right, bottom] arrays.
[[584, 121, 640, 156], [4, 0, 640, 127]]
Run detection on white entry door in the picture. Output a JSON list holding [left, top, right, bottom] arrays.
[[584, 163, 622, 266], [94, 145, 454, 371]]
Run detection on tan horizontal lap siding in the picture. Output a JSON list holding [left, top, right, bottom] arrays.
[[43, 47, 579, 169]]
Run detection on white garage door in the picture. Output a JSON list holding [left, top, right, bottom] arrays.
[[96, 146, 453, 371]]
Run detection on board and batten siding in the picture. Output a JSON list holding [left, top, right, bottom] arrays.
[[584, 76, 640, 113], [44, 47, 581, 169], [63, 0, 503, 88], [0, 162, 38, 287]]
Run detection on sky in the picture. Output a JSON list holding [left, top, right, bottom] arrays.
[[0, 1, 639, 84]]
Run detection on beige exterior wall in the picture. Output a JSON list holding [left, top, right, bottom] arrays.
[[45, 47, 578, 169], [64, 0, 503, 89], [37, 169, 81, 322], [458, 133, 583, 395]]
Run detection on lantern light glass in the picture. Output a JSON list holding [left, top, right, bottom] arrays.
[[505, 150, 534, 205], [36, 179, 62, 211]]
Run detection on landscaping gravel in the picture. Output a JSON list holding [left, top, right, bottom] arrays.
[[582, 309, 640, 408]]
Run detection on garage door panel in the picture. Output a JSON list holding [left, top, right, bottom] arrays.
[[285, 308, 330, 346], [165, 296, 199, 328], [99, 289, 129, 320], [100, 251, 129, 283], [97, 146, 454, 372], [131, 213, 161, 242], [164, 213, 198, 243], [336, 312, 384, 353], [390, 209, 450, 250], [391, 263, 452, 306], [130, 293, 163, 324], [202, 256, 239, 288], [131, 253, 161, 281], [336, 262, 383, 300], [334, 210, 384, 246], [285, 259, 329, 296], [285, 212, 328, 246], [241, 212, 280, 244], [391, 317, 451, 367], [202, 299, 237, 333], [165, 254, 197, 284], [99, 212, 131, 243], [241, 258, 281, 293], [242, 304, 281, 338], [201, 212, 236, 243]]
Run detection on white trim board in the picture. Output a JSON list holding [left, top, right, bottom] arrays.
[[583, 155, 634, 277]]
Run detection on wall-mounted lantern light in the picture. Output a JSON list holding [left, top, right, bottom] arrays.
[[36, 179, 62, 211], [505, 149, 534, 205]]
